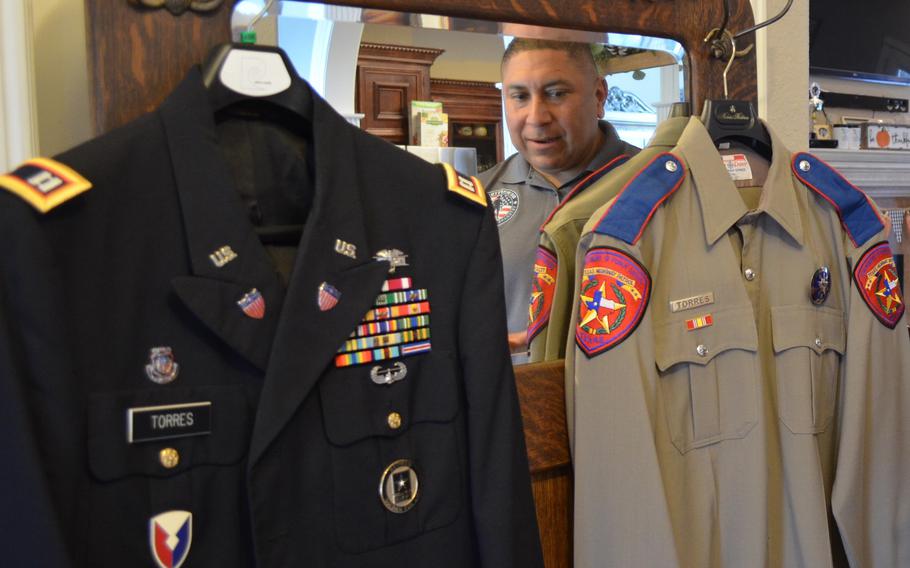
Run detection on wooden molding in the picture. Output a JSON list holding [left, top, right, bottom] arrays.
[[127, 0, 225, 16]]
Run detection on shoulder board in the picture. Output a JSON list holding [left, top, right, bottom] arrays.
[[539, 153, 631, 230], [0, 157, 92, 213], [591, 152, 685, 244], [791, 152, 884, 248], [441, 162, 486, 207]]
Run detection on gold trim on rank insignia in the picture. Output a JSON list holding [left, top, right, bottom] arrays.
[[318, 282, 341, 311], [370, 362, 407, 385], [149, 510, 193, 568], [374, 249, 409, 273], [208, 245, 237, 268], [237, 288, 266, 319], [335, 239, 357, 259], [379, 459, 419, 513], [811, 266, 830, 305], [145, 347, 179, 384]]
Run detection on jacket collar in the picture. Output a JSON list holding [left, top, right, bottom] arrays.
[[674, 116, 804, 247]]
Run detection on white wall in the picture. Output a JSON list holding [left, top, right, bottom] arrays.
[[32, 0, 92, 157], [751, 0, 809, 151]]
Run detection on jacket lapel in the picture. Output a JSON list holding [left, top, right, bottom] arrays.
[[248, 90, 389, 467], [160, 71, 286, 371]]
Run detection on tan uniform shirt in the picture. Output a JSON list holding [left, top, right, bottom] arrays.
[[567, 117, 910, 567], [528, 117, 689, 362]]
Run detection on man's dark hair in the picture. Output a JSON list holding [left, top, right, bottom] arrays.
[[501, 38, 598, 76]]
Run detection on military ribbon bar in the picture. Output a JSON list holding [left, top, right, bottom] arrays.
[[352, 315, 430, 338], [382, 277, 413, 292], [334, 339, 432, 367], [373, 288, 428, 307], [685, 314, 714, 331], [363, 301, 430, 322], [338, 327, 431, 353]]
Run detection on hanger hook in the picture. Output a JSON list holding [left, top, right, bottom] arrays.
[[722, 33, 737, 99], [734, 0, 794, 39], [247, 0, 276, 34]]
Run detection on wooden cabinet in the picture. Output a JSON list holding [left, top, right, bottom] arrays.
[[430, 79, 504, 173], [355, 43, 443, 144]]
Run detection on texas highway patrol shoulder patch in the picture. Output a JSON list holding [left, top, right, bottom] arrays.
[[853, 241, 904, 328], [528, 246, 558, 341], [575, 247, 651, 357], [0, 157, 91, 213], [440, 162, 486, 207]]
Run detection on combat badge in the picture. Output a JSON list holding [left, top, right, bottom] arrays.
[[374, 248, 409, 273], [853, 242, 904, 328], [489, 189, 519, 226], [145, 347, 179, 384], [149, 510, 192, 568], [527, 246, 557, 342], [575, 248, 651, 357], [0, 157, 91, 213], [379, 459, 419, 513]]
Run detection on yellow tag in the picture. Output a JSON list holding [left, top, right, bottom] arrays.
[[0, 157, 92, 213], [441, 163, 486, 207]]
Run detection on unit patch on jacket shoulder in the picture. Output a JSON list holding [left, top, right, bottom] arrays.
[[527, 246, 557, 342], [441, 162, 486, 207], [0, 157, 91, 213], [853, 242, 905, 328], [575, 247, 651, 357]]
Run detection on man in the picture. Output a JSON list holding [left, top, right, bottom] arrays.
[[480, 38, 638, 355]]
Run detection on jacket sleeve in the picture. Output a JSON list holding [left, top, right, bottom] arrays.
[[458, 205, 544, 567], [565, 233, 680, 567], [0, 198, 79, 567], [831, 236, 910, 567]]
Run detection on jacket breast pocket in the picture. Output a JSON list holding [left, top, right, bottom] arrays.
[[654, 308, 759, 453], [771, 305, 845, 434], [318, 349, 464, 554]]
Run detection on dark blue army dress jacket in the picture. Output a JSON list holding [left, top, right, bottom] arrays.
[[0, 68, 543, 568]]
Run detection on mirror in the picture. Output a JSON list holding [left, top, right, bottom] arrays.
[[230, 0, 687, 359], [232, 0, 686, 174]]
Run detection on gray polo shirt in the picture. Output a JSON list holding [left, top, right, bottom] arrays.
[[479, 121, 638, 345]]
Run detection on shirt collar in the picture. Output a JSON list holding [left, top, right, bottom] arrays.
[[674, 116, 804, 247]]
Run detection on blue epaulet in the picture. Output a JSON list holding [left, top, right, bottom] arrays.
[[591, 152, 685, 244], [791, 152, 884, 247]]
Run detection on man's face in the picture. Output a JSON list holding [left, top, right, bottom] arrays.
[[502, 49, 607, 178]]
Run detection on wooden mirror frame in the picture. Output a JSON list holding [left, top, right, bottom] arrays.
[[84, 2, 759, 566]]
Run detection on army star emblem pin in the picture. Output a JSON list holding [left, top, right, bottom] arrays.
[[145, 347, 179, 384], [374, 249, 409, 273]]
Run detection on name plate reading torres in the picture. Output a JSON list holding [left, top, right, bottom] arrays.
[[127, 401, 212, 444]]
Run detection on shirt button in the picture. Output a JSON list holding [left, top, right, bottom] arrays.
[[815, 337, 823, 348], [744, 268, 756, 281], [387, 412, 402, 430], [159, 447, 180, 469], [696, 344, 708, 357]]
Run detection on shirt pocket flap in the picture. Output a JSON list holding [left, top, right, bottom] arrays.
[[320, 350, 459, 446], [654, 307, 758, 371], [88, 385, 252, 481], [771, 305, 846, 355]]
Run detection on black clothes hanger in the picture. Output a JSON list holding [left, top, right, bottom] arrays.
[[699, 29, 772, 160]]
